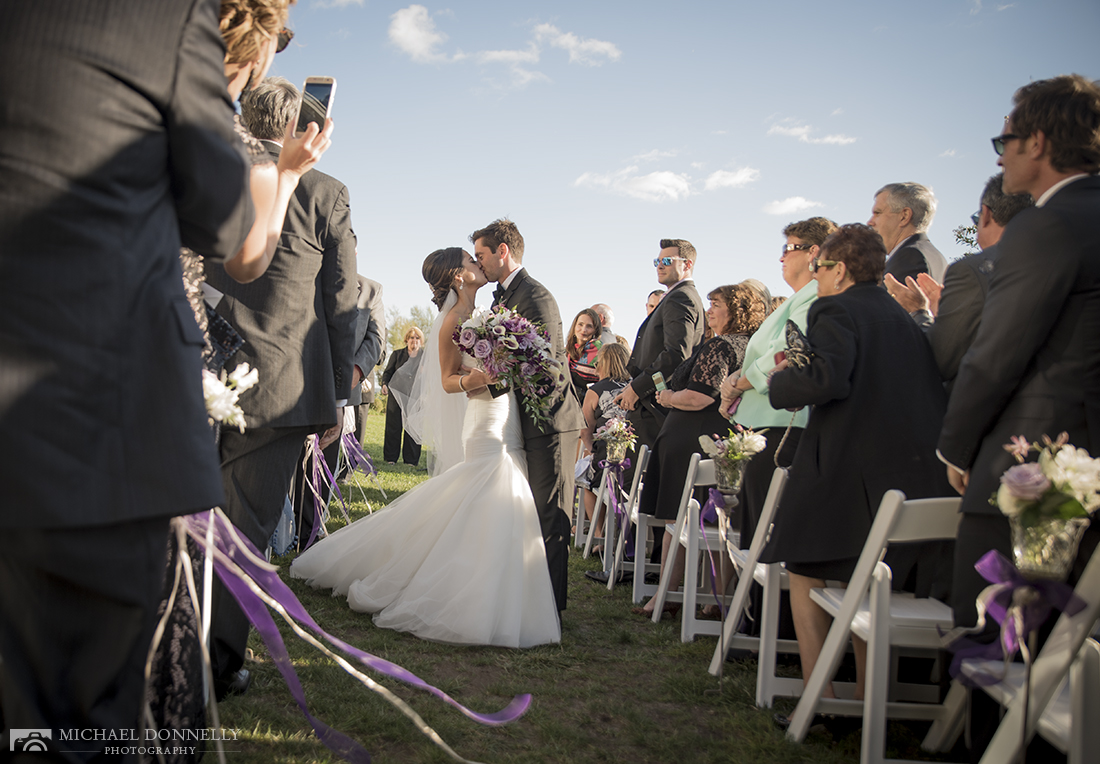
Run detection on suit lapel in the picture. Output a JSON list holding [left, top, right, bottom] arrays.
[[496, 268, 526, 309]]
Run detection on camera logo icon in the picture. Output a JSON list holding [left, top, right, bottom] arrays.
[[11, 729, 52, 752]]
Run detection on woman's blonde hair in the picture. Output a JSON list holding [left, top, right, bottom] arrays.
[[404, 326, 424, 345], [595, 343, 630, 382], [220, 0, 291, 66]]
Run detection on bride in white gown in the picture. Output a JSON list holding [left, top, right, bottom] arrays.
[[290, 248, 561, 648]]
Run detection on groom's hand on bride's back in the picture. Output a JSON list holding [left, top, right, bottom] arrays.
[[460, 367, 497, 396]]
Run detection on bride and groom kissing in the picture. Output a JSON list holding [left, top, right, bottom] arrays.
[[292, 219, 584, 648]]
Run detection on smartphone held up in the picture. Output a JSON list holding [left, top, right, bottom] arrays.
[[296, 76, 336, 135]]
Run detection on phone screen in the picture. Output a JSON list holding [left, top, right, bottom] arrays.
[[296, 81, 332, 133]]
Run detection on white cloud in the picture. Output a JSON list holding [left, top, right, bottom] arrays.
[[763, 197, 824, 216], [768, 122, 857, 145], [940, 149, 957, 158], [704, 167, 761, 191], [632, 149, 678, 163], [831, 107, 844, 116], [389, 5, 462, 63], [970, 0, 982, 14], [534, 23, 621, 66], [478, 45, 540, 65], [574, 167, 692, 203], [712, 129, 728, 135], [690, 162, 706, 170], [997, 3, 1017, 9], [314, 0, 364, 7]]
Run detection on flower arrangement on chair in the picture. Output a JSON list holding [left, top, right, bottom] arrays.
[[594, 416, 636, 464], [699, 425, 767, 495]]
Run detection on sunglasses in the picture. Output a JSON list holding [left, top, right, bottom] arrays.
[[782, 243, 812, 256], [991, 133, 1019, 156], [970, 210, 981, 226], [653, 256, 687, 267], [811, 256, 838, 273], [276, 28, 294, 53]]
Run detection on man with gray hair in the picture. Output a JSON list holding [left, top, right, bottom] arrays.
[[869, 181, 948, 284], [590, 302, 616, 345], [888, 173, 1033, 392], [205, 76, 358, 699]]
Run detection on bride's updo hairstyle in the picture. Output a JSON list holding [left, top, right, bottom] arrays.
[[422, 247, 467, 309], [220, 0, 291, 66]]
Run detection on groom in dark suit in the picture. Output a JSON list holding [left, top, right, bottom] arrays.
[[0, 0, 253, 757], [938, 74, 1100, 632], [473, 219, 585, 613], [205, 77, 358, 696]]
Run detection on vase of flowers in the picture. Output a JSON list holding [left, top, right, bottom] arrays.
[[997, 433, 1100, 580], [595, 417, 636, 464], [699, 426, 767, 495]]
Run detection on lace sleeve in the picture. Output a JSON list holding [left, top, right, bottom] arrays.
[[234, 115, 273, 167], [686, 335, 749, 399]]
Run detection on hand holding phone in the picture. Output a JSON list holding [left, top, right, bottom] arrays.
[[296, 76, 336, 136], [652, 371, 667, 392]]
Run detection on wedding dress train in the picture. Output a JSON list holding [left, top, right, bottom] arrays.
[[290, 389, 561, 648]]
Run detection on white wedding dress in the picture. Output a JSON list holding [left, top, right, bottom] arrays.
[[290, 369, 561, 649]]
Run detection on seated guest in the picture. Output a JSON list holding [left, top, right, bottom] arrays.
[[577, 344, 632, 551], [762, 223, 952, 702], [633, 282, 769, 618], [567, 307, 603, 394], [380, 326, 424, 466]]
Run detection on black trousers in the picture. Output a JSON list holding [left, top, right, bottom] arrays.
[[383, 397, 421, 465], [0, 517, 169, 763], [525, 429, 578, 612], [210, 425, 312, 681]]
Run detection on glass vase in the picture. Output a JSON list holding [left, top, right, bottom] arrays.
[[714, 458, 747, 495], [605, 440, 629, 464], [1009, 515, 1091, 581]]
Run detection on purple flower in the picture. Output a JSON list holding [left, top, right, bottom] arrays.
[[474, 339, 493, 359], [520, 362, 537, 377], [459, 327, 477, 347], [1000, 462, 1051, 501]]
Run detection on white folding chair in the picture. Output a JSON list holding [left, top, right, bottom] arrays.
[[708, 468, 801, 694], [606, 445, 650, 591], [952, 548, 1100, 764], [785, 490, 962, 764]]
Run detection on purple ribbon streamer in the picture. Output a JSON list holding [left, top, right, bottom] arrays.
[[342, 431, 378, 478], [700, 488, 727, 616], [598, 458, 632, 558], [945, 549, 1086, 685], [184, 512, 532, 741]]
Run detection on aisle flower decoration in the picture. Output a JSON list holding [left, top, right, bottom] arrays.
[[453, 306, 568, 431], [202, 362, 258, 432], [594, 416, 636, 464], [699, 425, 767, 494], [996, 432, 1100, 579]]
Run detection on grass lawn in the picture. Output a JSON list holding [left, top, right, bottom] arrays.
[[214, 410, 952, 763]]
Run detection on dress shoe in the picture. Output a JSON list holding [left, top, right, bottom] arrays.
[[214, 668, 252, 701], [584, 569, 631, 584], [630, 602, 681, 619]]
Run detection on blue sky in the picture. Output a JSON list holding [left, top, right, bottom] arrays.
[[268, 0, 1099, 338]]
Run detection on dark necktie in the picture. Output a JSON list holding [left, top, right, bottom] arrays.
[[493, 285, 505, 305]]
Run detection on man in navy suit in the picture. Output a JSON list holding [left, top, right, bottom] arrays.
[[868, 182, 948, 284], [938, 74, 1100, 630]]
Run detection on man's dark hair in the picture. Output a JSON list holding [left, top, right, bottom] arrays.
[[980, 173, 1034, 227], [240, 76, 300, 141], [1010, 74, 1100, 174], [659, 238, 697, 264], [820, 223, 887, 284], [782, 217, 839, 247], [470, 218, 524, 262]]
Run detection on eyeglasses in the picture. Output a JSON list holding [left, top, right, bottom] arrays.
[[653, 256, 687, 267], [991, 133, 1020, 156], [276, 28, 294, 53], [781, 243, 812, 256], [811, 256, 838, 273], [970, 210, 981, 226]]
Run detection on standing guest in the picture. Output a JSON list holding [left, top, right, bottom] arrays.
[[591, 302, 617, 345], [0, 1, 254, 759], [939, 74, 1100, 642], [577, 343, 632, 551], [763, 224, 952, 709], [646, 289, 665, 316], [354, 275, 387, 443], [887, 173, 1033, 394], [205, 76, 358, 701], [868, 182, 948, 284], [567, 307, 604, 394], [476, 218, 586, 615], [380, 326, 425, 466], [633, 283, 768, 616]]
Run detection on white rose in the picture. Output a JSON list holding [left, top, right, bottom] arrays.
[[996, 482, 1029, 517]]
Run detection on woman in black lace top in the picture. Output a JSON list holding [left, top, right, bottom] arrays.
[[633, 282, 769, 618]]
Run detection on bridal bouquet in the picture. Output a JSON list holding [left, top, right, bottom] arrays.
[[699, 425, 767, 493], [594, 416, 636, 463], [997, 432, 1100, 579], [202, 362, 259, 432], [453, 306, 568, 431]]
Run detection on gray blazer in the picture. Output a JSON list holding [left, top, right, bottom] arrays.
[[0, 0, 253, 528], [350, 275, 385, 406], [939, 176, 1100, 516], [207, 144, 359, 432], [885, 232, 948, 284]]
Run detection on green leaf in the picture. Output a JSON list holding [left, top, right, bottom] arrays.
[[1054, 498, 1089, 520]]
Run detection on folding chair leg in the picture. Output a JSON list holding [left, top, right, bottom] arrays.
[[583, 471, 608, 560], [922, 681, 967, 754], [1070, 639, 1100, 764], [757, 562, 786, 707], [860, 566, 891, 764]]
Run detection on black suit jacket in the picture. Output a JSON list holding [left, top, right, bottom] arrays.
[[0, 0, 253, 528], [885, 232, 948, 284], [207, 143, 358, 431], [939, 176, 1100, 516], [916, 246, 998, 394], [495, 268, 585, 440], [350, 275, 385, 406], [627, 280, 705, 401]]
